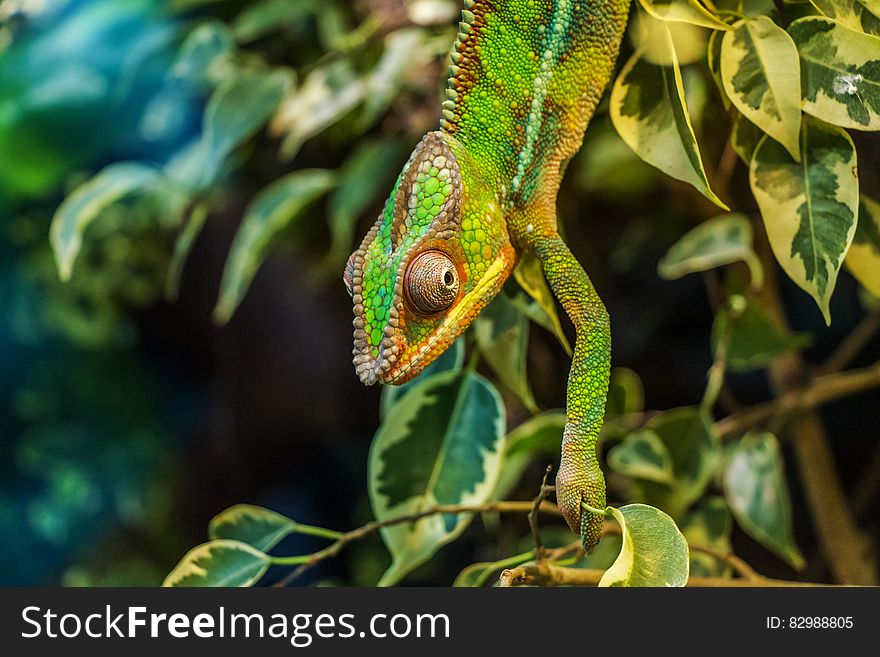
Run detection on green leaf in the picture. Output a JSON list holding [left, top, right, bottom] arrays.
[[721, 17, 802, 160], [599, 504, 690, 587], [379, 337, 465, 420], [214, 169, 335, 323], [50, 162, 163, 281], [232, 0, 321, 43], [638, 0, 733, 31], [608, 430, 677, 485], [369, 371, 505, 586], [491, 410, 566, 501], [512, 253, 572, 356], [680, 497, 734, 578], [165, 202, 210, 301], [658, 213, 763, 286], [712, 300, 811, 371], [202, 68, 294, 180], [276, 60, 366, 160], [750, 115, 859, 324], [731, 110, 762, 164], [846, 195, 880, 296], [325, 138, 407, 268], [163, 540, 270, 587], [474, 293, 537, 413], [708, 30, 731, 109], [171, 21, 234, 82], [208, 504, 297, 552], [790, 17, 880, 131], [810, 0, 880, 36], [610, 25, 729, 209], [631, 407, 721, 518], [606, 367, 646, 418], [723, 431, 806, 569]]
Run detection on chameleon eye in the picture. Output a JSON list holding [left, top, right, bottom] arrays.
[[405, 250, 459, 315]]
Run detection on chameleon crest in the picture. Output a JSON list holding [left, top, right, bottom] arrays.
[[345, 131, 516, 385]]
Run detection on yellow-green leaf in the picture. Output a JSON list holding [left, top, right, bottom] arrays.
[[790, 17, 880, 131], [810, 0, 880, 36], [599, 504, 690, 587], [610, 25, 729, 209], [731, 110, 762, 164], [50, 162, 163, 281], [512, 252, 572, 356], [214, 169, 335, 323], [658, 212, 763, 286], [163, 540, 270, 587], [846, 195, 880, 296], [638, 0, 732, 31], [208, 504, 297, 552], [721, 17, 802, 160], [750, 116, 858, 324]]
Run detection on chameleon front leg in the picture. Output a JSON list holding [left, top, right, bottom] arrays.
[[532, 232, 611, 552]]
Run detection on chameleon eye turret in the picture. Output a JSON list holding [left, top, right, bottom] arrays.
[[404, 250, 460, 315]]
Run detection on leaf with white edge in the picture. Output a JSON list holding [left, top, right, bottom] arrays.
[[599, 504, 689, 587], [170, 21, 234, 82], [50, 162, 163, 281], [846, 195, 880, 296], [474, 293, 537, 413], [723, 431, 806, 569], [208, 504, 297, 552], [658, 213, 763, 286], [608, 430, 676, 486], [731, 110, 762, 164], [491, 410, 565, 501], [379, 337, 464, 420], [712, 299, 811, 371], [610, 26, 729, 209], [680, 497, 734, 578], [513, 253, 572, 356], [163, 540, 270, 587], [638, 0, 732, 32], [750, 116, 858, 324], [214, 169, 335, 323], [631, 407, 720, 518], [369, 371, 505, 586], [790, 17, 880, 131], [721, 17, 802, 160]]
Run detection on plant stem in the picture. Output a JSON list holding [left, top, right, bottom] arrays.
[[293, 523, 345, 541]]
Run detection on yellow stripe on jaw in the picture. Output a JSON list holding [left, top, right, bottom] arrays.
[[386, 255, 511, 384]]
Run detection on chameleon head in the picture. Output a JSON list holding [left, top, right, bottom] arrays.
[[344, 131, 516, 385]]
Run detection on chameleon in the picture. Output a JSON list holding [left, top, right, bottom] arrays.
[[344, 0, 630, 551]]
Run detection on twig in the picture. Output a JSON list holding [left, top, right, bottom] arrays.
[[498, 562, 843, 587], [529, 466, 555, 561], [714, 362, 880, 438], [688, 545, 761, 580], [274, 500, 562, 586], [816, 311, 880, 376]]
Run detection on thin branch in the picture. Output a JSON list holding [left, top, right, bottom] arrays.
[[498, 562, 842, 588], [688, 544, 761, 580], [274, 500, 562, 586], [714, 361, 880, 438], [528, 466, 554, 561], [816, 311, 880, 376]]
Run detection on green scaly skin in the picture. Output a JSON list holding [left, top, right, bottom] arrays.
[[346, 0, 630, 551]]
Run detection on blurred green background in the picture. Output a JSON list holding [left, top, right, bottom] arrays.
[[1, 0, 877, 586]]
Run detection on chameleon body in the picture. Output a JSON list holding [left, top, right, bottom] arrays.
[[345, 0, 629, 550]]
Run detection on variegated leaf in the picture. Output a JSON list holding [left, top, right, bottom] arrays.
[[369, 371, 505, 586], [731, 110, 762, 164], [610, 25, 729, 209], [638, 0, 732, 31], [721, 17, 802, 159], [810, 0, 880, 36], [750, 116, 858, 323], [790, 17, 880, 131], [846, 195, 880, 296]]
